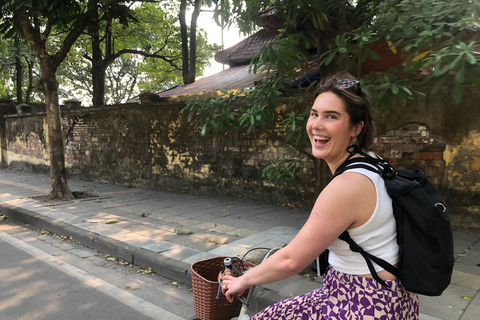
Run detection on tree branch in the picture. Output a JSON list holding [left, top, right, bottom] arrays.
[[83, 54, 93, 62], [15, 9, 45, 57], [104, 49, 181, 70], [42, 17, 54, 41], [53, 0, 98, 68]]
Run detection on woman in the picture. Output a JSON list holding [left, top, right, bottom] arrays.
[[221, 73, 419, 319]]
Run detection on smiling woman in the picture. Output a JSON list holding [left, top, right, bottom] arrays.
[[220, 72, 419, 320], [307, 91, 362, 172], [313, 75, 374, 152]]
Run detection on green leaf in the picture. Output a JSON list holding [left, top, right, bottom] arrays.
[[368, 50, 381, 60], [335, 35, 341, 47], [316, 14, 325, 30], [455, 63, 466, 84], [466, 53, 477, 65], [431, 76, 448, 93], [311, 14, 319, 29], [453, 81, 463, 105], [324, 53, 334, 65], [209, 120, 218, 134], [391, 84, 399, 94], [449, 54, 463, 69], [401, 87, 412, 95]]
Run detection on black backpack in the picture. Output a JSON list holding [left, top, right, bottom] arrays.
[[319, 147, 454, 296]]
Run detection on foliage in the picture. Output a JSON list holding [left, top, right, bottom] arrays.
[[57, 0, 213, 105], [325, 0, 480, 105], [185, 0, 480, 200], [0, 0, 214, 105], [57, 44, 92, 102], [0, 36, 15, 98], [0, 15, 41, 102], [262, 157, 303, 180], [0, 0, 113, 200]]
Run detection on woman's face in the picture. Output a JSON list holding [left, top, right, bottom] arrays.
[[306, 91, 362, 171]]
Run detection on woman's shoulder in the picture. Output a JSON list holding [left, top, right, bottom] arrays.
[[322, 171, 375, 202], [318, 170, 376, 228], [329, 169, 374, 188]]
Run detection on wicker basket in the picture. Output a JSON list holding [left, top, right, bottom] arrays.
[[191, 256, 256, 320]]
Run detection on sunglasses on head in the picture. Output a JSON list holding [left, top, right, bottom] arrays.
[[337, 79, 362, 96], [337, 79, 360, 89]]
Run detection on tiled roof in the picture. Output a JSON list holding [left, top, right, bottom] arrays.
[[215, 28, 279, 66], [157, 65, 269, 98]]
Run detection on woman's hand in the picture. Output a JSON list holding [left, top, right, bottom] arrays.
[[221, 274, 248, 303]]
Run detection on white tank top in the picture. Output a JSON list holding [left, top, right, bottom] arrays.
[[327, 165, 399, 275]]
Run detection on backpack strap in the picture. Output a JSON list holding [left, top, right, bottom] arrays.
[[339, 231, 399, 288], [331, 147, 400, 288]]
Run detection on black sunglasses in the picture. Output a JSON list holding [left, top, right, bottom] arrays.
[[337, 79, 360, 89]]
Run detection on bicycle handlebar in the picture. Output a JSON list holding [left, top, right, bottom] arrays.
[[215, 247, 282, 302]]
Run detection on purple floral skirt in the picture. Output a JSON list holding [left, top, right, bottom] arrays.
[[251, 267, 419, 320]]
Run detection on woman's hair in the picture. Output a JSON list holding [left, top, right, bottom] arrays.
[[314, 72, 374, 150]]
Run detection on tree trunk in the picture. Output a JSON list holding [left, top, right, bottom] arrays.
[[186, 0, 201, 84], [14, 37, 23, 103], [179, 0, 189, 84], [38, 61, 74, 201], [91, 37, 106, 106], [26, 61, 34, 103], [14, 0, 97, 201], [90, 7, 105, 106]]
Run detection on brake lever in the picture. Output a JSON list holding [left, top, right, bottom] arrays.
[[216, 279, 223, 300]]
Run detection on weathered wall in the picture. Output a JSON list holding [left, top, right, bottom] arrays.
[[370, 123, 446, 186], [1, 85, 479, 211], [375, 84, 480, 197], [4, 102, 300, 203]]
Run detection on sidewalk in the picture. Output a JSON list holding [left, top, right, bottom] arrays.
[[0, 170, 478, 320]]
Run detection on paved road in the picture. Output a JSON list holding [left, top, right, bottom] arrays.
[[0, 219, 195, 320], [0, 170, 479, 320]]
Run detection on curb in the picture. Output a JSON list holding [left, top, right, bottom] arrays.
[[0, 202, 282, 313], [0, 203, 191, 284]]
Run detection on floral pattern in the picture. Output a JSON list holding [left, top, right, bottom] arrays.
[[251, 267, 418, 320]]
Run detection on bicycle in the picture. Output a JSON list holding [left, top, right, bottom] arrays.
[[190, 247, 281, 320], [216, 247, 282, 320]]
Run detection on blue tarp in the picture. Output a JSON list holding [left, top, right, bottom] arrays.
[[287, 71, 321, 88]]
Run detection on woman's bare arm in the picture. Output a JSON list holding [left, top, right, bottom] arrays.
[[222, 172, 376, 302]]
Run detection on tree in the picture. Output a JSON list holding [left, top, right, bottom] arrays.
[[0, 36, 15, 99], [179, 0, 202, 84], [183, 0, 480, 205], [0, 25, 38, 102], [11, 35, 38, 103], [58, 0, 213, 105], [85, 0, 140, 106], [0, 0, 99, 200]]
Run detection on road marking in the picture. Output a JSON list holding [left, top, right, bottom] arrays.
[[0, 229, 185, 320]]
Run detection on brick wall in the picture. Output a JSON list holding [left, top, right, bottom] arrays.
[[1, 92, 478, 209], [371, 123, 446, 186], [4, 103, 301, 204]]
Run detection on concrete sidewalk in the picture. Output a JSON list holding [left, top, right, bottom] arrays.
[[0, 170, 478, 320]]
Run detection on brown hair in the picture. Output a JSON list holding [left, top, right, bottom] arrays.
[[314, 72, 374, 150]]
